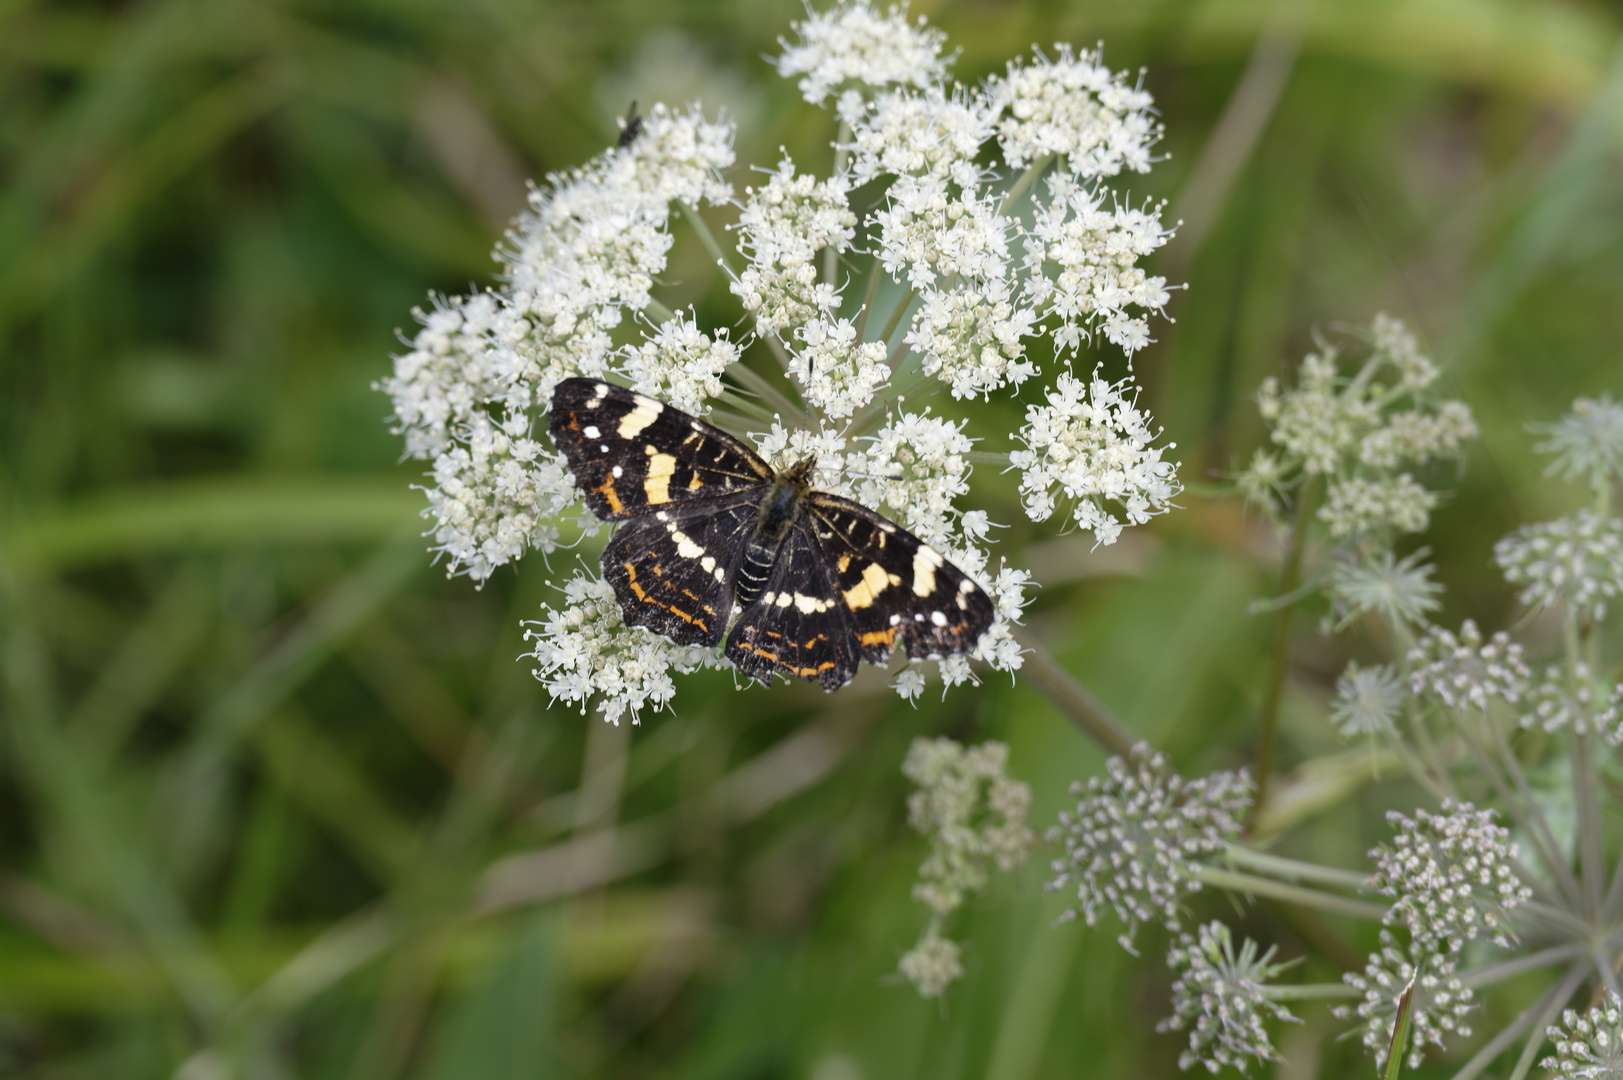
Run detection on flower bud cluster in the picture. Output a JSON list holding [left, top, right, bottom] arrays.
[[1494, 511, 1623, 624], [897, 738, 1033, 997], [1048, 745, 1251, 950], [1241, 314, 1476, 543], [1407, 619, 1530, 713], [1542, 990, 1623, 1080], [1333, 929, 1475, 1070], [1368, 801, 1530, 954], [1160, 922, 1300, 1074]]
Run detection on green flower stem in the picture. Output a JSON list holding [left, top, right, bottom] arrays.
[[876, 285, 916, 351], [1517, 898, 1600, 938], [1248, 474, 1320, 832], [852, 258, 884, 342], [1011, 628, 1137, 759], [965, 451, 1012, 466], [1565, 613, 1605, 917], [725, 362, 804, 426], [1600, 838, 1623, 921], [1458, 941, 1586, 988], [679, 200, 733, 274], [644, 298, 676, 324], [1449, 960, 1587, 1080], [1593, 945, 1621, 1001], [999, 154, 1052, 216], [1507, 962, 1591, 1080], [1382, 973, 1416, 1080], [1193, 866, 1388, 920], [823, 120, 851, 287], [1264, 982, 1358, 1002], [1464, 718, 1583, 911], [1221, 845, 1369, 890]]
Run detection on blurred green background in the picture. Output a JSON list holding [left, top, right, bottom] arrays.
[[3, 0, 1622, 1077]]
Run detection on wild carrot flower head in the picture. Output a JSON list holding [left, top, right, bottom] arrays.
[[1533, 394, 1623, 495], [1330, 662, 1405, 738]]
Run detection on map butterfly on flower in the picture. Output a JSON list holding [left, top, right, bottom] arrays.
[[548, 378, 995, 689]]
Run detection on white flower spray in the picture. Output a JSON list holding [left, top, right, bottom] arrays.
[[379, 0, 1181, 722]]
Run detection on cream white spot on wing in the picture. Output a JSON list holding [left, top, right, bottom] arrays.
[[583, 424, 600, 439], [775, 591, 794, 608], [713, 567, 726, 582], [911, 545, 944, 597], [585, 383, 608, 409], [655, 511, 670, 522], [700, 555, 716, 573], [793, 593, 829, 614], [644, 450, 677, 503], [842, 562, 893, 610], [930, 611, 947, 627], [670, 529, 704, 560], [611, 465, 623, 478], [617, 396, 663, 438], [889, 614, 901, 626]]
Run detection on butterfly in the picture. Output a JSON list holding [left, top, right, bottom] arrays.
[[547, 378, 995, 690]]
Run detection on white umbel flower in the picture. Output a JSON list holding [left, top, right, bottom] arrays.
[[1010, 370, 1182, 546], [1021, 172, 1174, 356], [620, 310, 739, 416], [730, 156, 855, 339], [524, 572, 723, 725], [989, 44, 1161, 178], [773, 0, 950, 106]]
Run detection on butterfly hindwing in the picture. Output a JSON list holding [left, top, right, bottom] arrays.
[[549, 377, 774, 522], [725, 522, 861, 691], [602, 495, 758, 647], [807, 494, 996, 664]]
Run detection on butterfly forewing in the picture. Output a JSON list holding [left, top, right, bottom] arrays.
[[549, 378, 773, 522], [807, 494, 996, 664], [725, 523, 862, 690], [602, 494, 757, 647]]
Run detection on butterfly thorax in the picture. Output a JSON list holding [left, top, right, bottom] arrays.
[[737, 456, 817, 606]]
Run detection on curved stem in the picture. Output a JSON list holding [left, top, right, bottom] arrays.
[[1011, 628, 1136, 759], [1221, 846, 1369, 890], [679, 201, 733, 274], [1193, 866, 1388, 920], [1458, 942, 1586, 989], [1248, 475, 1320, 832]]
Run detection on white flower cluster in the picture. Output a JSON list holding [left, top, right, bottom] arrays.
[[1009, 370, 1182, 546], [1243, 316, 1476, 542], [383, 1, 1183, 714], [1533, 394, 1623, 493], [523, 573, 724, 725], [1542, 989, 1623, 1080], [1159, 922, 1300, 1074], [1495, 512, 1623, 624], [1048, 745, 1252, 951], [1368, 801, 1530, 954], [1407, 619, 1530, 713], [1330, 662, 1405, 738], [730, 157, 855, 339], [1334, 928, 1475, 1070], [381, 102, 736, 583], [897, 737, 1033, 998], [773, 0, 949, 105]]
